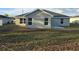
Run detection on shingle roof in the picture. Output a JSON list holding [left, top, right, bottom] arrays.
[[43, 9, 69, 17], [15, 9, 69, 17], [15, 13, 29, 17]]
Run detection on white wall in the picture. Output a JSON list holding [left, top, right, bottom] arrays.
[[26, 11, 52, 29]]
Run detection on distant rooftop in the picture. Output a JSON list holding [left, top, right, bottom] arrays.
[[0, 15, 10, 18], [70, 15, 79, 17]]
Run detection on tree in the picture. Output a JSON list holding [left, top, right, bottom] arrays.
[[4, 14, 9, 17]]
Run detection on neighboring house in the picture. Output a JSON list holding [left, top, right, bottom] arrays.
[[70, 16, 79, 24], [14, 13, 29, 27], [15, 9, 70, 29], [0, 15, 14, 26]]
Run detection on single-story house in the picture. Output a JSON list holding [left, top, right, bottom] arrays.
[[15, 9, 70, 29], [0, 15, 14, 26], [70, 16, 79, 24]]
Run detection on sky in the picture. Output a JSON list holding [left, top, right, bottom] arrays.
[[0, 8, 79, 16]]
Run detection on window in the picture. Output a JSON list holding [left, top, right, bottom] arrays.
[[60, 18, 64, 24], [28, 18, 32, 25], [20, 18, 26, 24], [44, 22, 48, 25], [20, 18, 23, 23], [29, 18, 32, 21], [45, 18, 48, 21], [44, 18, 48, 25], [28, 22, 32, 25]]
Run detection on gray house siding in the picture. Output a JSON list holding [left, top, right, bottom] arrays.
[[2, 18, 9, 24], [2, 18, 12, 24], [51, 17, 69, 27], [0, 17, 13, 26]]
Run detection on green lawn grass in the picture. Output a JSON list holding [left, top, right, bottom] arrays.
[[65, 23, 79, 30], [0, 24, 79, 51]]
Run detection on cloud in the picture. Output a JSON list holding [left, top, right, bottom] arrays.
[[0, 8, 65, 16], [0, 8, 21, 16], [76, 9, 79, 13], [65, 8, 79, 16], [0, 8, 66, 16], [45, 8, 64, 14], [0, 8, 35, 16], [0, 8, 79, 16], [13, 8, 35, 15], [47, 8, 79, 16]]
